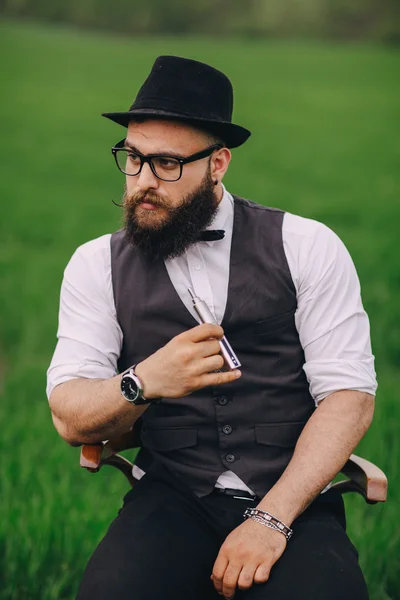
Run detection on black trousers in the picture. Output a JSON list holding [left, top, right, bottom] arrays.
[[77, 463, 368, 600]]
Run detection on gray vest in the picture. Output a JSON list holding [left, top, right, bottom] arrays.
[[111, 195, 315, 497]]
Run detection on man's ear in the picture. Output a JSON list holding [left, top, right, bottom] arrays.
[[212, 147, 231, 182]]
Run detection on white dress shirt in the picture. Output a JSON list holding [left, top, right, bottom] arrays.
[[47, 186, 377, 492]]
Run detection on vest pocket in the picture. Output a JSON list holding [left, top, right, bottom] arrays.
[[141, 427, 198, 452], [254, 308, 296, 336], [255, 422, 305, 448]]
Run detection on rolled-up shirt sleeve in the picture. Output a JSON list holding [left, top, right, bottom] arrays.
[[283, 213, 377, 405], [46, 234, 122, 399]]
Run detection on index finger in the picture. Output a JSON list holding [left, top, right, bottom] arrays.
[[184, 323, 224, 343]]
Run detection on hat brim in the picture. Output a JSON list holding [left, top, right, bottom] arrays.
[[102, 108, 251, 149]]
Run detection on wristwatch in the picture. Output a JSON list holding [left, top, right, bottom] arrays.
[[120, 364, 151, 405]]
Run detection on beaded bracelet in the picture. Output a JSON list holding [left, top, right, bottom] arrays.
[[243, 508, 293, 541]]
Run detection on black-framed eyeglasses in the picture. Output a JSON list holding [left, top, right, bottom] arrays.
[[111, 140, 222, 182]]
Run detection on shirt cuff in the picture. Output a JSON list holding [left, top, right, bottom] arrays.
[[303, 358, 377, 405], [46, 362, 117, 399]]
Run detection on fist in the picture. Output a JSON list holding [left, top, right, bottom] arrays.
[[135, 323, 241, 399]]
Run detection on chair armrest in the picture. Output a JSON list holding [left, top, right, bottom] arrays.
[[332, 453, 388, 504], [80, 442, 109, 471], [80, 429, 140, 488], [80, 441, 388, 503]]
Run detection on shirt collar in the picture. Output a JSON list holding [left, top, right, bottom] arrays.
[[202, 184, 233, 247]]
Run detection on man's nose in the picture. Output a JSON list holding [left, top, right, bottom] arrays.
[[135, 161, 159, 191]]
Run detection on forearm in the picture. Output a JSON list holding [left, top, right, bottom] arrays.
[[48, 323, 236, 446], [49, 375, 149, 445], [257, 390, 375, 526]]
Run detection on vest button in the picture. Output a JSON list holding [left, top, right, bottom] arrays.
[[225, 453, 235, 463], [217, 396, 228, 406], [222, 425, 233, 435]]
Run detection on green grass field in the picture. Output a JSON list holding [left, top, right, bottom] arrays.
[[0, 18, 399, 600]]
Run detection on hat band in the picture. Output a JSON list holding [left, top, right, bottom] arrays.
[[131, 97, 228, 123]]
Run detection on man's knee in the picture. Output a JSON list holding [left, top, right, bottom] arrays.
[[76, 493, 220, 600]]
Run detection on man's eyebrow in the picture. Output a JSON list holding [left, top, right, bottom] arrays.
[[124, 140, 186, 159]]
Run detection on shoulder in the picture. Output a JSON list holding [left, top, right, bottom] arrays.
[[283, 211, 335, 240], [232, 195, 345, 251], [231, 195, 286, 241], [232, 195, 343, 251], [66, 233, 112, 274], [282, 211, 347, 259], [58, 233, 118, 316], [232, 194, 284, 216], [63, 234, 114, 304], [73, 233, 112, 261], [281, 212, 355, 293]]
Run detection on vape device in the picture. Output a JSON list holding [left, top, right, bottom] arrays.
[[188, 288, 242, 371]]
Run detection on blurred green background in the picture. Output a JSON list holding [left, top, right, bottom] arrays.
[[0, 2, 399, 599], [1, 0, 400, 41]]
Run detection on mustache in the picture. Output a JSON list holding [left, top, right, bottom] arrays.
[[111, 191, 177, 211], [124, 190, 172, 210]]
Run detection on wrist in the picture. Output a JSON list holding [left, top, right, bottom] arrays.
[[244, 508, 293, 541], [134, 361, 159, 400], [257, 493, 297, 528]]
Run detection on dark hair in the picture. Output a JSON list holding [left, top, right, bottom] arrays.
[[205, 131, 226, 148]]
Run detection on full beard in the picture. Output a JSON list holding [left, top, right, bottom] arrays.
[[122, 169, 219, 262]]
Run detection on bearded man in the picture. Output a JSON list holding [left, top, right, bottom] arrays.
[[47, 56, 377, 600]]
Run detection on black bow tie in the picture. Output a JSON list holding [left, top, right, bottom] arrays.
[[196, 229, 225, 242]]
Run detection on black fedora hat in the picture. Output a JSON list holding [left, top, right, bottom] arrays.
[[102, 56, 251, 149]]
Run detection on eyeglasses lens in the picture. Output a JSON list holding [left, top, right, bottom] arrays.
[[116, 150, 181, 181], [151, 157, 181, 181], [116, 150, 140, 176]]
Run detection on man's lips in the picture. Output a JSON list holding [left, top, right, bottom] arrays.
[[139, 202, 158, 210]]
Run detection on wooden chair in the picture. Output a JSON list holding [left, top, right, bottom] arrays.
[[80, 431, 388, 504]]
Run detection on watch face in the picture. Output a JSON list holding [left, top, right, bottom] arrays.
[[121, 374, 138, 402]]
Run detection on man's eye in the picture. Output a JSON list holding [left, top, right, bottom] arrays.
[[128, 153, 141, 163], [157, 158, 178, 169]]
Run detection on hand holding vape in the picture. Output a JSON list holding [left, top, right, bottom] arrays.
[[188, 288, 241, 372]]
